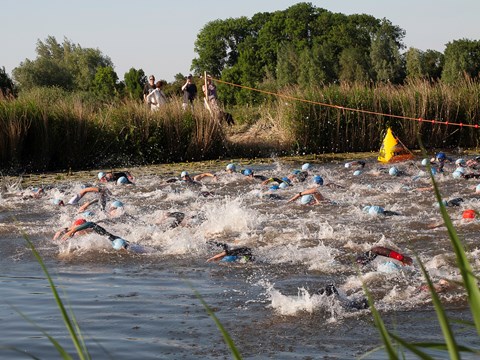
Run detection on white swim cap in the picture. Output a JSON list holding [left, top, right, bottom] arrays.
[[368, 206, 385, 215], [421, 158, 429, 166], [389, 166, 399, 176], [111, 200, 124, 208], [180, 171, 188, 178], [300, 194, 314, 204], [353, 170, 362, 176], [455, 158, 466, 167], [279, 182, 289, 189], [476, 184, 480, 193], [345, 162, 352, 168], [117, 176, 128, 184], [98, 172, 105, 180], [112, 238, 127, 250], [301, 163, 312, 171], [362, 205, 371, 213], [226, 163, 236, 172]]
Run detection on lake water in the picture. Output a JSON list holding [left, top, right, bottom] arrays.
[[1, 157, 479, 359]]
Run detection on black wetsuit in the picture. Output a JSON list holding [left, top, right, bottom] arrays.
[[316, 284, 368, 310]]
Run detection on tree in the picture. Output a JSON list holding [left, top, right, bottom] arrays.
[[92, 66, 119, 100], [339, 47, 372, 83], [12, 36, 113, 92], [124, 68, 146, 101], [370, 19, 405, 83], [442, 39, 480, 84], [0, 66, 16, 98], [405, 47, 424, 80]]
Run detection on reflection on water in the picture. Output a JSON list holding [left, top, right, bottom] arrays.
[[1, 157, 480, 358]]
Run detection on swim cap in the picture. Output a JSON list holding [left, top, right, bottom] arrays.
[[117, 176, 128, 185], [269, 185, 279, 190], [421, 158, 429, 166], [300, 194, 314, 204], [435, 200, 449, 208], [345, 162, 352, 168], [353, 170, 362, 176], [81, 211, 94, 217], [301, 163, 312, 171], [221, 255, 238, 262], [389, 166, 399, 176], [242, 168, 253, 176], [52, 198, 64, 206], [313, 175, 324, 185], [362, 205, 371, 213], [180, 171, 188, 178], [111, 200, 124, 208], [98, 172, 106, 180], [379, 261, 401, 273], [476, 184, 480, 193], [455, 158, 466, 167], [462, 209, 476, 220], [278, 182, 288, 189], [436, 152, 446, 160], [226, 163, 236, 172], [452, 170, 463, 179], [368, 206, 385, 215], [73, 218, 86, 227], [291, 169, 301, 175], [281, 177, 291, 184], [112, 238, 127, 250]]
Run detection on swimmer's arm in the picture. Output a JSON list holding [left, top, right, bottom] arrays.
[[193, 173, 217, 181], [60, 222, 95, 241], [78, 199, 98, 212], [287, 193, 302, 203], [206, 251, 227, 263], [79, 187, 100, 198], [371, 246, 412, 265], [53, 228, 68, 241]]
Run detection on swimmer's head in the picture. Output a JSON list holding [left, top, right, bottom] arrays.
[[368, 205, 385, 215], [242, 168, 253, 176], [313, 175, 323, 185], [98, 172, 106, 180], [112, 238, 128, 250], [81, 211, 95, 217], [180, 171, 189, 178], [226, 163, 236, 172], [345, 162, 352, 168], [301, 163, 312, 171], [73, 218, 86, 227], [353, 170, 362, 176], [117, 176, 128, 185], [278, 182, 289, 189], [436, 152, 446, 161], [455, 158, 466, 167], [269, 185, 279, 191], [476, 184, 480, 193], [111, 200, 124, 209], [462, 209, 476, 220], [52, 198, 65, 206], [362, 205, 371, 213], [300, 194, 314, 205], [291, 169, 301, 175], [421, 158, 429, 166], [389, 166, 399, 176]]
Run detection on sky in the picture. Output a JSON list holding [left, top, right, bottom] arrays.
[[2, 0, 479, 83]]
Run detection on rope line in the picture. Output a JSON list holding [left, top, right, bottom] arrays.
[[213, 77, 480, 130]]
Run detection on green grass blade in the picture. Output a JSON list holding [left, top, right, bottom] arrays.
[[22, 233, 90, 360], [388, 333, 436, 360], [0, 346, 42, 360], [191, 288, 242, 360]]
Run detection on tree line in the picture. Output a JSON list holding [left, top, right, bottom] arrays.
[[1, 2, 479, 107]]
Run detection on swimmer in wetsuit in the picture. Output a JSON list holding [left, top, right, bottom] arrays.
[[356, 246, 413, 266], [315, 284, 369, 310], [206, 242, 254, 263]]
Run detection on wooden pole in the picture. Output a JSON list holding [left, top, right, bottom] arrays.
[[204, 71, 212, 115]]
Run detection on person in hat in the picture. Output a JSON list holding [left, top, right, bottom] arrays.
[[181, 74, 197, 110]]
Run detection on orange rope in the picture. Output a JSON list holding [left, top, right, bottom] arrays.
[[212, 77, 480, 130]]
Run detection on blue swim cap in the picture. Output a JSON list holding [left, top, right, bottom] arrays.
[[281, 177, 291, 184], [379, 261, 401, 273], [421, 158, 429, 166], [180, 171, 188, 178], [436, 152, 446, 160], [81, 210, 95, 216], [362, 205, 371, 213], [353, 170, 362, 176], [111, 200, 124, 208], [279, 182, 289, 189], [221, 255, 238, 262], [51, 198, 64, 206], [368, 205, 385, 215], [117, 176, 128, 185], [112, 238, 127, 250], [243, 168, 253, 176], [269, 185, 279, 190], [300, 194, 314, 204], [98, 172, 105, 180], [226, 163, 236, 172], [313, 175, 323, 185], [389, 166, 399, 176], [291, 169, 301, 175], [301, 163, 312, 171]]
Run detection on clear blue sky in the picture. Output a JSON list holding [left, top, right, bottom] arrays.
[[2, 0, 479, 82]]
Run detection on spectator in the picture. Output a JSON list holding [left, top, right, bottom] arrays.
[[146, 80, 168, 111], [143, 75, 156, 109], [181, 74, 197, 110]]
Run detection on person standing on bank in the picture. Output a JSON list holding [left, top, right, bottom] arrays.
[[181, 74, 197, 110], [143, 75, 156, 109], [146, 80, 168, 111]]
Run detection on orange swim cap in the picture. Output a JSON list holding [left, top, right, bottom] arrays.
[[462, 209, 476, 220], [73, 218, 87, 226]]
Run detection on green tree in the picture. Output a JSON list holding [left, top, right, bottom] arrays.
[[124, 67, 146, 100], [92, 66, 119, 100], [442, 39, 480, 84], [339, 47, 372, 83], [276, 43, 300, 88], [370, 19, 405, 83], [0, 66, 16, 97], [12, 35, 113, 92], [423, 49, 444, 81], [405, 47, 425, 80]]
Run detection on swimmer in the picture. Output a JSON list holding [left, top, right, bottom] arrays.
[[179, 171, 202, 185], [98, 171, 135, 184], [362, 205, 401, 216], [356, 246, 413, 266], [206, 242, 254, 263], [70, 186, 111, 211], [288, 169, 309, 183], [420, 278, 455, 294], [344, 161, 366, 169], [315, 284, 369, 311], [311, 175, 344, 189], [428, 208, 476, 229], [225, 163, 237, 173], [156, 211, 186, 229], [287, 188, 328, 205], [242, 168, 269, 182], [59, 219, 130, 250], [429, 152, 452, 173]]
